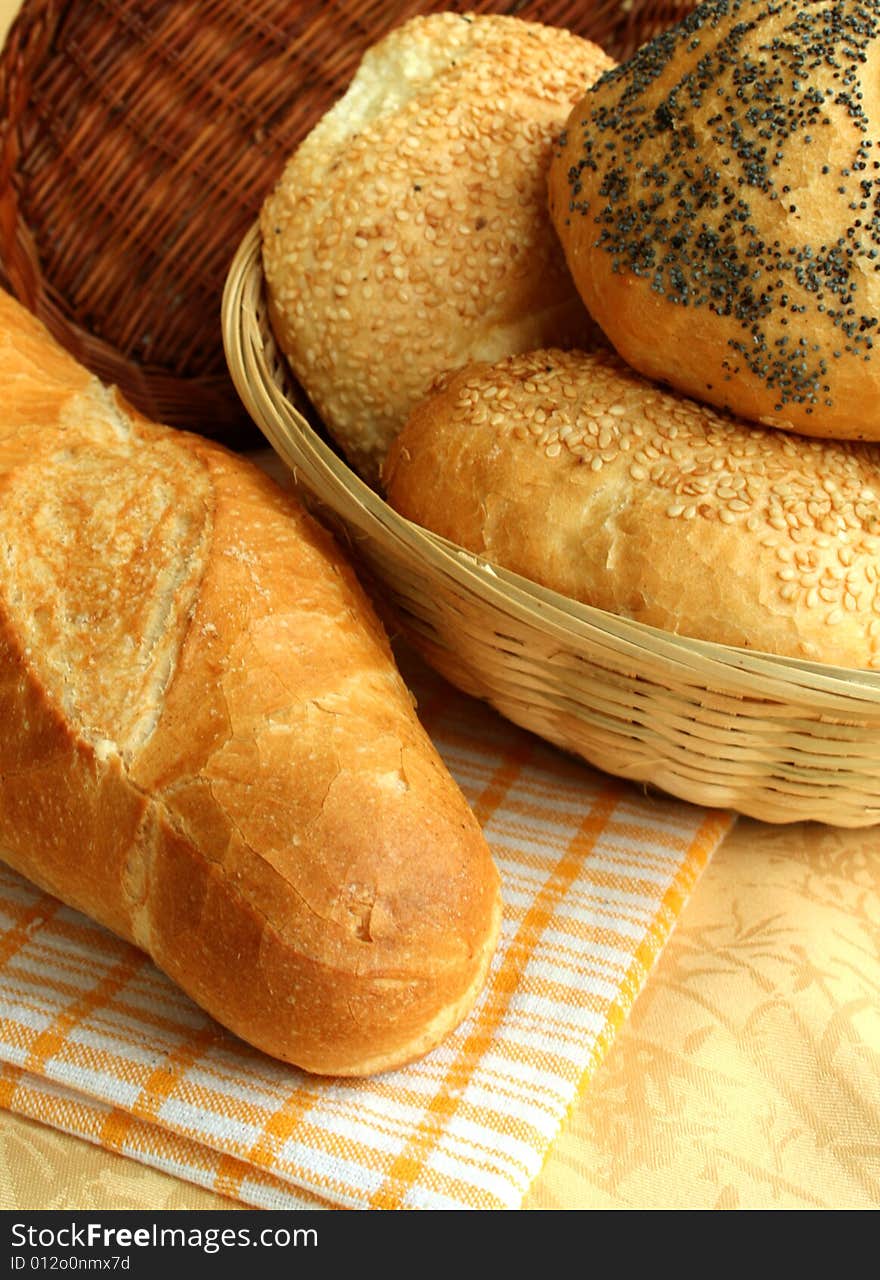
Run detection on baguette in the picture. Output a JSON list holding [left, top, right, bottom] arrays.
[[0, 289, 501, 1077]]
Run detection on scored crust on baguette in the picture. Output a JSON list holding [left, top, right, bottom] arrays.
[[0, 289, 501, 1077], [261, 11, 614, 483], [384, 347, 880, 670]]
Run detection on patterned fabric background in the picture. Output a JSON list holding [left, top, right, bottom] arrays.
[[0, 657, 730, 1209]]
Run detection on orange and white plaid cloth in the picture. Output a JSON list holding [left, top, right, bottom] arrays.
[[0, 662, 733, 1210]]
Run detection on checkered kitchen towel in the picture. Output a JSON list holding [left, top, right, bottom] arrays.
[[0, 662, 732, 1210]]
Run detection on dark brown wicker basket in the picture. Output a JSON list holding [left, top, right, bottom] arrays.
[[0, 0, 695, 444]]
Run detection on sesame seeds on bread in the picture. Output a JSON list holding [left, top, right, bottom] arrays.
[[383, 348, 880, 669], [548, 0, 880, 442], [261, 12, 614, 484]]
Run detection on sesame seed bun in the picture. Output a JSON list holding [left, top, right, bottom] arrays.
[[261, 12, 614, 484], [548, 0, 880, 442], [384, 348, 880, 669]]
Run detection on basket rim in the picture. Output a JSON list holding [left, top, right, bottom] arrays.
[[222, 221, 880, 717]]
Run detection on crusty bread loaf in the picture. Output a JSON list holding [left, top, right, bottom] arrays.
[[548, 0, 880, 442], [261, 11, 614, 484], [384, 347, 880, 669], [0, 289, 501, 1077]]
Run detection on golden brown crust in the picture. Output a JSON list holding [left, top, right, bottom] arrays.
[[262, 11, 614, 483], [0, 288, 501, 1077], [384, 347, 880, 670], [548, 0, 880, 441]]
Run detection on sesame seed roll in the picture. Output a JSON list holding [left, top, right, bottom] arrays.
[[384, 348, 880, 669], [261, 12, 614, 484], [548, 0, 880, 442]]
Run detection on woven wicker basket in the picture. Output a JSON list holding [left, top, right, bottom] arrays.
[[223, 226, 880, 828], [0, 0, 690, 445]]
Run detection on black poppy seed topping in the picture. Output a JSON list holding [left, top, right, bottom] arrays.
[[563, 0, 880, 408]]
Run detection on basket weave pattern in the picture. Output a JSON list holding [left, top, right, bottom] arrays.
[[0, 0, 695, 442], [223, 227, 880, 828], [6, 0, 880, 824]]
